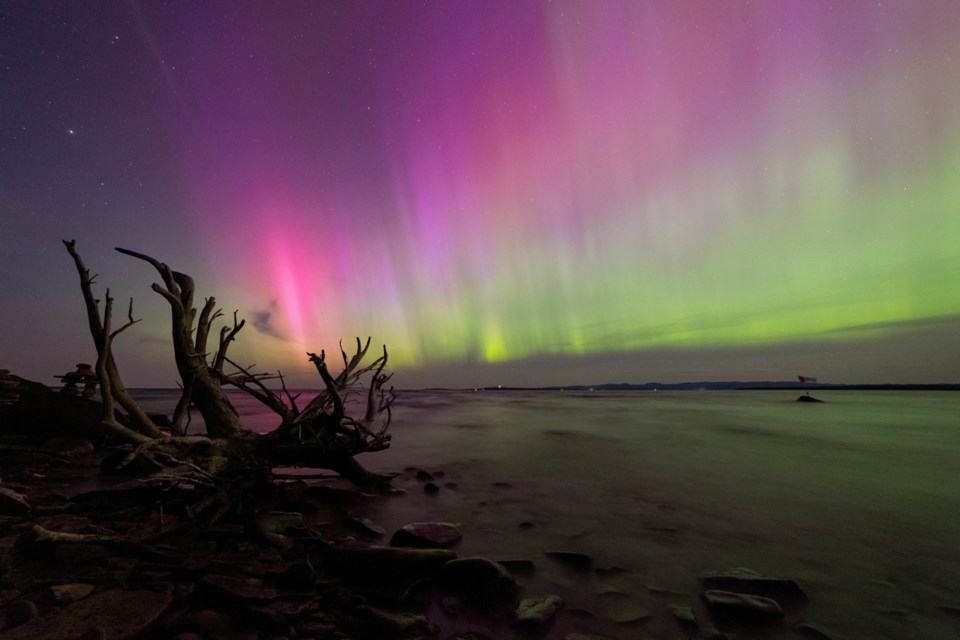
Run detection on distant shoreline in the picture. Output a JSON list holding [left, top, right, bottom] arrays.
[[462, 382, 960, 392]]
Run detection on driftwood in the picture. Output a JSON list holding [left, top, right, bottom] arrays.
[[63, 241, 396, 489]]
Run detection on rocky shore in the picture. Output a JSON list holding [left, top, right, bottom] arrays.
[[0, 442, 839, 640], [0, 374, 837, 640]]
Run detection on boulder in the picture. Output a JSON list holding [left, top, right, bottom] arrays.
[[437, 557, 519, 608], [514, 595, 564, 632], [391, 522, 462, 548]]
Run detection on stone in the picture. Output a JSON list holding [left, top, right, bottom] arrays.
[[423, 482, 441, 494], [344, 516, 385, 538], [345, 604, 437, 639], [415, 469, 435, 481], [0, 487, 30, 516], [256, 511, 304, 535], [197, 574, 280, 604], [544, 551, 592, 571], [391, 522, 462, 548], [702, 589, 784, 622], [188, 608, 234, 633], [700, 567, 806, 601], [3, 588, 173, 640], [514, 595, 564, 632], [323, 545, 456, 582], [437, 557, 519, 608], [49, 582, 95, 604], [670, 605, 698, 628]]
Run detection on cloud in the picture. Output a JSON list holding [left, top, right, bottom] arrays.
[[249, 299, 285, 339]]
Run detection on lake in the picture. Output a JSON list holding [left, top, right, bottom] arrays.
[[133, 389, 960, 639]]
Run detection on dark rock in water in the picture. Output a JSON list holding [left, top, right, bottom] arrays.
[[344, 515, 386, 538], [701, 567, 807, 601], [2, 588, 173, 640], [415, 469, 435, 481], [671, 605, 698, 628], [0, 486, 31, 515], [514, 595, 564, 632], [391, 522, 462, 548], [544, 551, 593, 571], [437, 557, 519, 607], [424, 481, 441, 494], [702, 589, 784, 622], [797, 395, 824, 403]]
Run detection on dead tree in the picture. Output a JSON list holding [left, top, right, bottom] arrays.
[[63, 241, 395, 486]]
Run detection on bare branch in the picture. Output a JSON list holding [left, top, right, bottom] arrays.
[[213, 310, 244, 372]]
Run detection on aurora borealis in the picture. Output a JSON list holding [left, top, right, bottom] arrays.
[[2, 1, 959, 388]]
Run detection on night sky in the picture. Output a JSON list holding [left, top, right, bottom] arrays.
[[2, 1, 958, 389]]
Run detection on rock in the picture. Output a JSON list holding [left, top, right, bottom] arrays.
[[700, 567, 807, 601], [423, 482, 441, 494], [345, 604, 437, 640], [797, 395, 824, 403], [544, 551, 592, 571], [702, 589, 784, 623], [597, 592, 651, 625], [323, 545, 456, 582], [670, 605, 698, 628], [344, 516, 386, 538], [514, 595, 563, 632], [197, 574, 280, 604], [256, 511, 304, 535], [49, 582, 95, 604], [5, 599, 38, 628], [437, 557, 519, 608], [415, 469, 435, 481], [3, 588, 173, 640], [0, 487, 30, 515], [391, 522, 462, 548], [497, 558, 536, 574]]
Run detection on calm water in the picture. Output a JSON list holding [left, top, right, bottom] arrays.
[[133, 389, 960, 639]]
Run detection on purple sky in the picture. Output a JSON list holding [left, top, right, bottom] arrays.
[[2, 1, 958, 388]]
